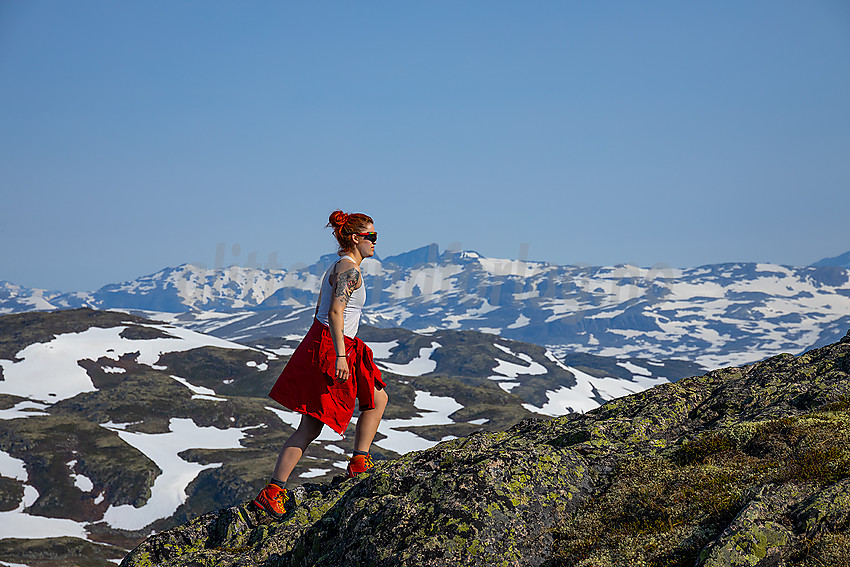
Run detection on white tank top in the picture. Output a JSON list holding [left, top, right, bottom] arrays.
[[314, 255, 366, 338]]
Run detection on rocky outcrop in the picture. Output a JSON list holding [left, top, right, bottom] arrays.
[[122, 331, 850, 566]]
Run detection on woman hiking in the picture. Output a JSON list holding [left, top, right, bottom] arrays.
[[253, 210, 387, 519]]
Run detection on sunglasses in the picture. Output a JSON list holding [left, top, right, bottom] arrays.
[[356, 232, 378, 243]]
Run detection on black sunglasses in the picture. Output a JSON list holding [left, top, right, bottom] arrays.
[[356, 232, 378, 243]]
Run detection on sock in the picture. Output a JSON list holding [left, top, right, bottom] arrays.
[[352, 450, 369, 457], [269, 478, 286, 489]]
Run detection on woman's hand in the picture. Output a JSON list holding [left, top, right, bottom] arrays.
[[335, 355, 350, 383]]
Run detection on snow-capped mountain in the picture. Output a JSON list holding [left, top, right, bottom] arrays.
[[4, 246, 850, 368]]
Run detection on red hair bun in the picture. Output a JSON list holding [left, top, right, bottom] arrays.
[[328, 210, 350, 228]]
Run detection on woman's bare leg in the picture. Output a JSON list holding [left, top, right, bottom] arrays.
[[353, 387, 389, 453], [272, 414, 324, 483]]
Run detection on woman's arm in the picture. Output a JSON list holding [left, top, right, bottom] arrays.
[[327, 261, 361, 383]]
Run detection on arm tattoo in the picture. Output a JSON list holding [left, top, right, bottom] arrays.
[[332, 267, 361, 307]]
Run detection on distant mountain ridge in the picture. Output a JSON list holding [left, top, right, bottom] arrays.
[[3, 247, 850, 368], [812, 250, 850, 269]]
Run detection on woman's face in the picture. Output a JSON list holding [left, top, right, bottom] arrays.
[[352, 222, 377, 258]]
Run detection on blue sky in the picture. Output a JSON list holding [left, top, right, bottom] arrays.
[[2, 1, 849, 291]]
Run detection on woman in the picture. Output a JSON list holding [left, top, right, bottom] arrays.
[[253, 210, 388, 519]]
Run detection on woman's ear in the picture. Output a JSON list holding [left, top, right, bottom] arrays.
[[345, 233, 356, 250]]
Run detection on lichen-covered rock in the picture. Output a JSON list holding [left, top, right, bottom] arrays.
[[698, 484, 802, 567], [287, 424, 591, 566], [796, 478, 850, 536], [121, 331, 850, 566]]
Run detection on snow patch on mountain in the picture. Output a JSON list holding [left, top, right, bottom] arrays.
[[0, 449, 27, 481], [169, 375, 226, 402], [382, 265, 463, 301], [618, 361, 652, 376], [376, 343, 441, 376], [477, 257, 547, 278], [526, 353, 671, 416], [100, 418, 251, 531], [375, 391, 463, 454], [0, 449, 89, 540], [366, 340, 399, 360], [0, 400, 50, 420], [67, 459, 95, 492], [0, 321, 254, 403], [488, 343, 548, 392]]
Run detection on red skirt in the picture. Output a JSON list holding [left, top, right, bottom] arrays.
[[268, 319, 385, 436]]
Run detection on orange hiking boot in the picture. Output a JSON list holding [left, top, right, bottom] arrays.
[[252, 483, 294, 519], [346, 453, 374, 478]]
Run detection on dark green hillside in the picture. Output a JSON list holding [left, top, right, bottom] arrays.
[[562, 351, 703, 382], [0, 536, 125, 567], [156, 346, 283, 399], [122, 331, 850, 567]]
